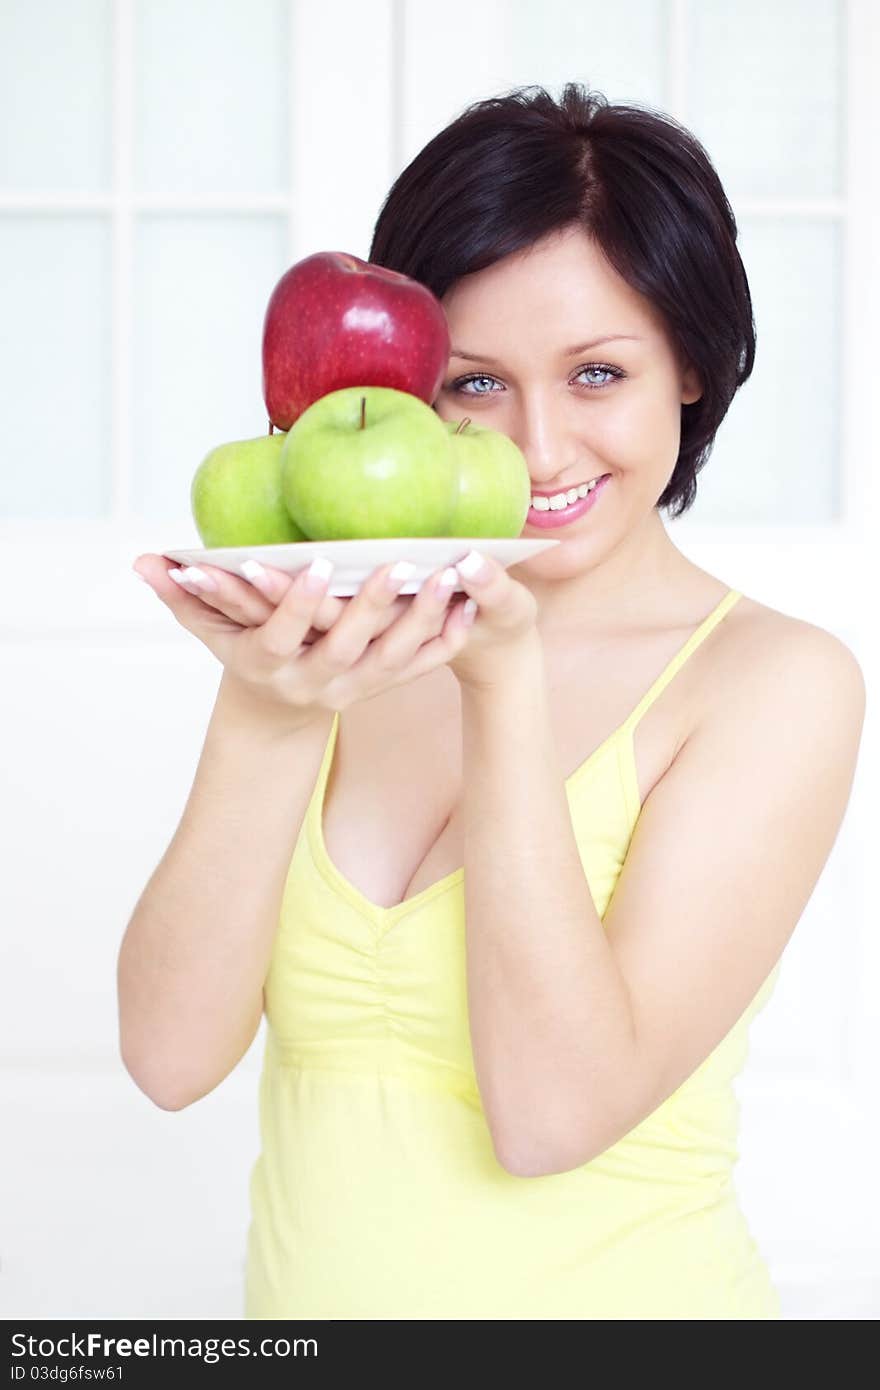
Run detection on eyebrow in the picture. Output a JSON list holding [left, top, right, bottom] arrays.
[[448, 334, 644, 365]]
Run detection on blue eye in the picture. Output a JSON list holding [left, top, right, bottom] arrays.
[[447, 364, 625, 396], [450, 374, 498, 395], [575, 365, 621, 389]]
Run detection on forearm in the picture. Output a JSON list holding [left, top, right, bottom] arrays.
[[118, 673, 333, 1109], [459, 639, 637, 1175]]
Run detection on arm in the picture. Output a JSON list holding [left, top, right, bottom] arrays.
[[117, 673, 333, 1111], [459, 626, 866, 1178]]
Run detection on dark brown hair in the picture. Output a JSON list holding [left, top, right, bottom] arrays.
[[368, 83, 756, 519]]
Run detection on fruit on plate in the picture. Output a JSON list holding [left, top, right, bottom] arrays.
[[191, 433, 309, 547], [281, 385, 457, 540], [262, 251, 451, 432], [443, 416, 531, 538]]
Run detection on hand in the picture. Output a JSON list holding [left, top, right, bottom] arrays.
[[447, 549, 540, 691], [132, 553, 476, 721], [134, 554, 359, 648]]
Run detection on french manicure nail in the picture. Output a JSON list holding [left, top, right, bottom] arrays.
[[169, 568, 205, 592], [436, 566, 458, 592], [240, 559, 274, 593], [387, 560, 417, 592], [304, 556, 334, 592], [177, 565, 218, 591], [456, 550, 488, 581]]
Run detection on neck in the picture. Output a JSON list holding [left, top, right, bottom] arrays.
[[515, 508, 691, 641]]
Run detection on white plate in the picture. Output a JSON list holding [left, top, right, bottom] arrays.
[[161, 537, 561, 597]]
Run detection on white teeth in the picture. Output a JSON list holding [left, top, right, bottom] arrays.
[[530, 477, 604, 511]]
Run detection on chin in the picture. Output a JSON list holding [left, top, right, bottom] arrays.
[[516, 539, 597, 578]]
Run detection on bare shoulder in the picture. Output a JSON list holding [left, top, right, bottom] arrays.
[[701, 592, 866, 736]]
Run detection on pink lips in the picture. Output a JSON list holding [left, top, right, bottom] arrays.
[[526, 474, 611, 529]]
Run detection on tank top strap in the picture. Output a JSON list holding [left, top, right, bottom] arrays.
[[620, 588, 743, 736], [310, 594, 741, 799], [312, 710, 341, 806]]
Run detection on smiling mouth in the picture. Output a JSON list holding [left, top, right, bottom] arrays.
[[529, 474, 610, 510]]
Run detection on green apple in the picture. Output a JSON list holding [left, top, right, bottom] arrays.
[[281, 385, 457, 539], [442, 416, 531, 537], [191, 433, 309, 547]]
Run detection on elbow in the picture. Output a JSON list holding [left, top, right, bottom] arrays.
[[496, 1116, 634, 1177], [485, 1075, 640, 1177], [119, 1044, 201, 1113], [494, 1141, 592, 1180], [494, 1149, 546, 1179], [490, 1122, 590, 1179], [146, 1087, 195, 1113], [489, 1110, 605, 1178]]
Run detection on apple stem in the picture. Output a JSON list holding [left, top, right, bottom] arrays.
[[360, 397, 366, 430], [455, 417, 471, 435], [268, 422, 275, 435]]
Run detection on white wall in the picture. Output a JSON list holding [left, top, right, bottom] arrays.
[[1, 0, 877, 1319]]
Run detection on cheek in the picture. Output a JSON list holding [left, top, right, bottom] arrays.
[[594, 394, 680, 468], [590, 410, 646, 466]]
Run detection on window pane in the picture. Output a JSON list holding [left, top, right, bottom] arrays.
[[0, 216, 111, 518], [688, 218, 841, 525], [133, 215, 288, 522], [508, 0, 666, 107], [0, 0, 111, 191], [402, 0, 667, 170], [689, 0, 843, 199], [135, 0, 288, 195]]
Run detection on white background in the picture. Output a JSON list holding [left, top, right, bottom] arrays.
[[0, 0, 877, 1320]]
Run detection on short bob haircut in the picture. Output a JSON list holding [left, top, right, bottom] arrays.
[[368, 82, 756, 520]]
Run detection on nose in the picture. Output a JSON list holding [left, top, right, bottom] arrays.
[[509, 395, 579, 490]]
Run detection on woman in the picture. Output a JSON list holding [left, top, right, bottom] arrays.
[[121, 85, 866, 1319]]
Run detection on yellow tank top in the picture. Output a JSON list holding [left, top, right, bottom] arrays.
[[244, 587, 782, 1319]]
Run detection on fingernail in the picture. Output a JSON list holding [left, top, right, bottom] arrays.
[[132, 568, 149, 584], [304, 556, 334, 592], [436, 566, 458, 593], [169, 568, 199, 592], [387, 560, 417, 592], [240, 559, 272, 592], [463, 598, 478, 625], [456, 550, 488, 582], [177, 565, 218, 592]]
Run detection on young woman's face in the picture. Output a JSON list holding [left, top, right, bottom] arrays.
[[436, 225, 702, 570]]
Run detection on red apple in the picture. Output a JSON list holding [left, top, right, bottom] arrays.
[[261, 251, 451, 431]]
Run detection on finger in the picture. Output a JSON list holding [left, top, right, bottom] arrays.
[[294, 560, 422, 678], [132, 556, 242, 630], [321, 565, 457, 707], [133, 554, 259, 622], [366, 591, 475, 688], [133, 555, 200, 601], [453, 548, 495, 598], [253, 556, 344, 662], [166, 560, 285, 626], [453, 549, 533, 632], [305, 594, 408, 641], [238, 558, 348, 631], [130, 556, 256, 678], [356, 563, 459, 672], [312, 593, 411, 642]]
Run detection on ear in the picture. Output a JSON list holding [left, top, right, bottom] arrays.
[[680, 361, 702, 405]]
